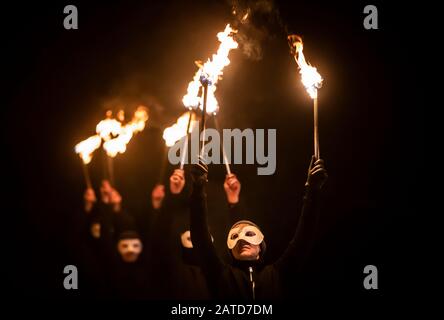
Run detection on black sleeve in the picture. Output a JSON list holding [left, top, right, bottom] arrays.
[[274, 187, 322, 275], [189, 182, 224, 275], [149, 191, 184, 266], [228, 201, 244, 225]]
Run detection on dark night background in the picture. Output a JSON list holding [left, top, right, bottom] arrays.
[[3, 0, 423, 306]]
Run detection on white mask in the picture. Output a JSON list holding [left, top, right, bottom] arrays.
[[117, 238, 143, 263], [227, 224, 264, 249], [90, 223, 101, 239], [180, 230, 214, 248], [180, 230, 193, 248]]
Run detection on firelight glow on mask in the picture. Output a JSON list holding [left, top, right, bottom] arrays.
[[227, 224, 264, 249]]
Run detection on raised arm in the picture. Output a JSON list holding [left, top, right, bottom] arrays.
[[149, 170, 187, 263], [275, 156, 328, 274], [83, 187, 97, 213], [189, 159, 224, 274], [224, 173, 244, 224]]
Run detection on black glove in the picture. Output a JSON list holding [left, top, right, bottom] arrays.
[[190, 156, 208, 187], [305, 156, 328, 190]]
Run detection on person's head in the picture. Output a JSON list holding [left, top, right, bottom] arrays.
[[90, 223, 101, 239], [117, 231, 143, 263], [180, 230, 214, 249], [180, 230, 193, 248], [88, 210, 103, 239], [227, 221, 265, 261]]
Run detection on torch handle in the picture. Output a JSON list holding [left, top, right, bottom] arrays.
[[314, 96, 320, 160], [82, 162, 92, 189], [107, 156, 115, 187], [200, 83, 208, 158], [214, 116, 231, 175], [179, 136, 188, 170], [225, 159, 232, 175], [180, 110, 193, 169], [186, 110, 193, 136]]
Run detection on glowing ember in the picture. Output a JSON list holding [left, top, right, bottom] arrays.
[[75, 135, 102, 164], [288, 35, 323, 99], [182, 24, 238, 115], [162, 111, 197, 147]]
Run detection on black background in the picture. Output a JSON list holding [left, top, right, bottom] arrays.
[[3, 0, 423, 305]]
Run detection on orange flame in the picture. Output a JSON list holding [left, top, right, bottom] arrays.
[[241, 10, 249, 23], [162, 111, 197, 147], [101, 106, 149, 158], [289, 35, 323, 99], [75, 135, 102, 164], [126, 106, 149, 133], [182, 24, 238, 115], [96, 111, 122, 141], [103, 127, 133, 157], [117, 109, 125, 122]]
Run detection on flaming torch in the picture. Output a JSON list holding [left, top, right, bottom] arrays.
[[288, 35, 323, 159], [98, 107, 149, 185], [96, 110, 123, 141], [96, 110, 122, 185], [74, 135, 102, 188], [213, 116, 231, 175], [182, 24, 238, 158], [126, 106, 149, 134], [178, 111, 198, 169]]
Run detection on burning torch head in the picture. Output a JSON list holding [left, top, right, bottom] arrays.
[[287, 34, 303, 56], [199, 73, 212, 86], [194, 60, 204, 68]]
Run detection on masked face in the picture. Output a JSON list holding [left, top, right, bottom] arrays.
[[180, 230, 193, 248], [117, 238, 143, 263], [90, 223, 101, 239], [227, 223, 264, 261], [180, 230, 213, 249]]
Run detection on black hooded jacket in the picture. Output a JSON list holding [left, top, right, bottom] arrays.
[[67, 202, 122, 298], [189, 181, 322, 300], [149, 188, 212, 300]]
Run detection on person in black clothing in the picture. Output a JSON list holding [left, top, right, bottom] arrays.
[[149, 169, 241, 299], [92, 183, 153, 299], [149, 169, 213, 299], [110, 228, 152, 299], [189, 155, 328, 300], [84, 179, 124, 241], [66, 180, 125, 298]]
